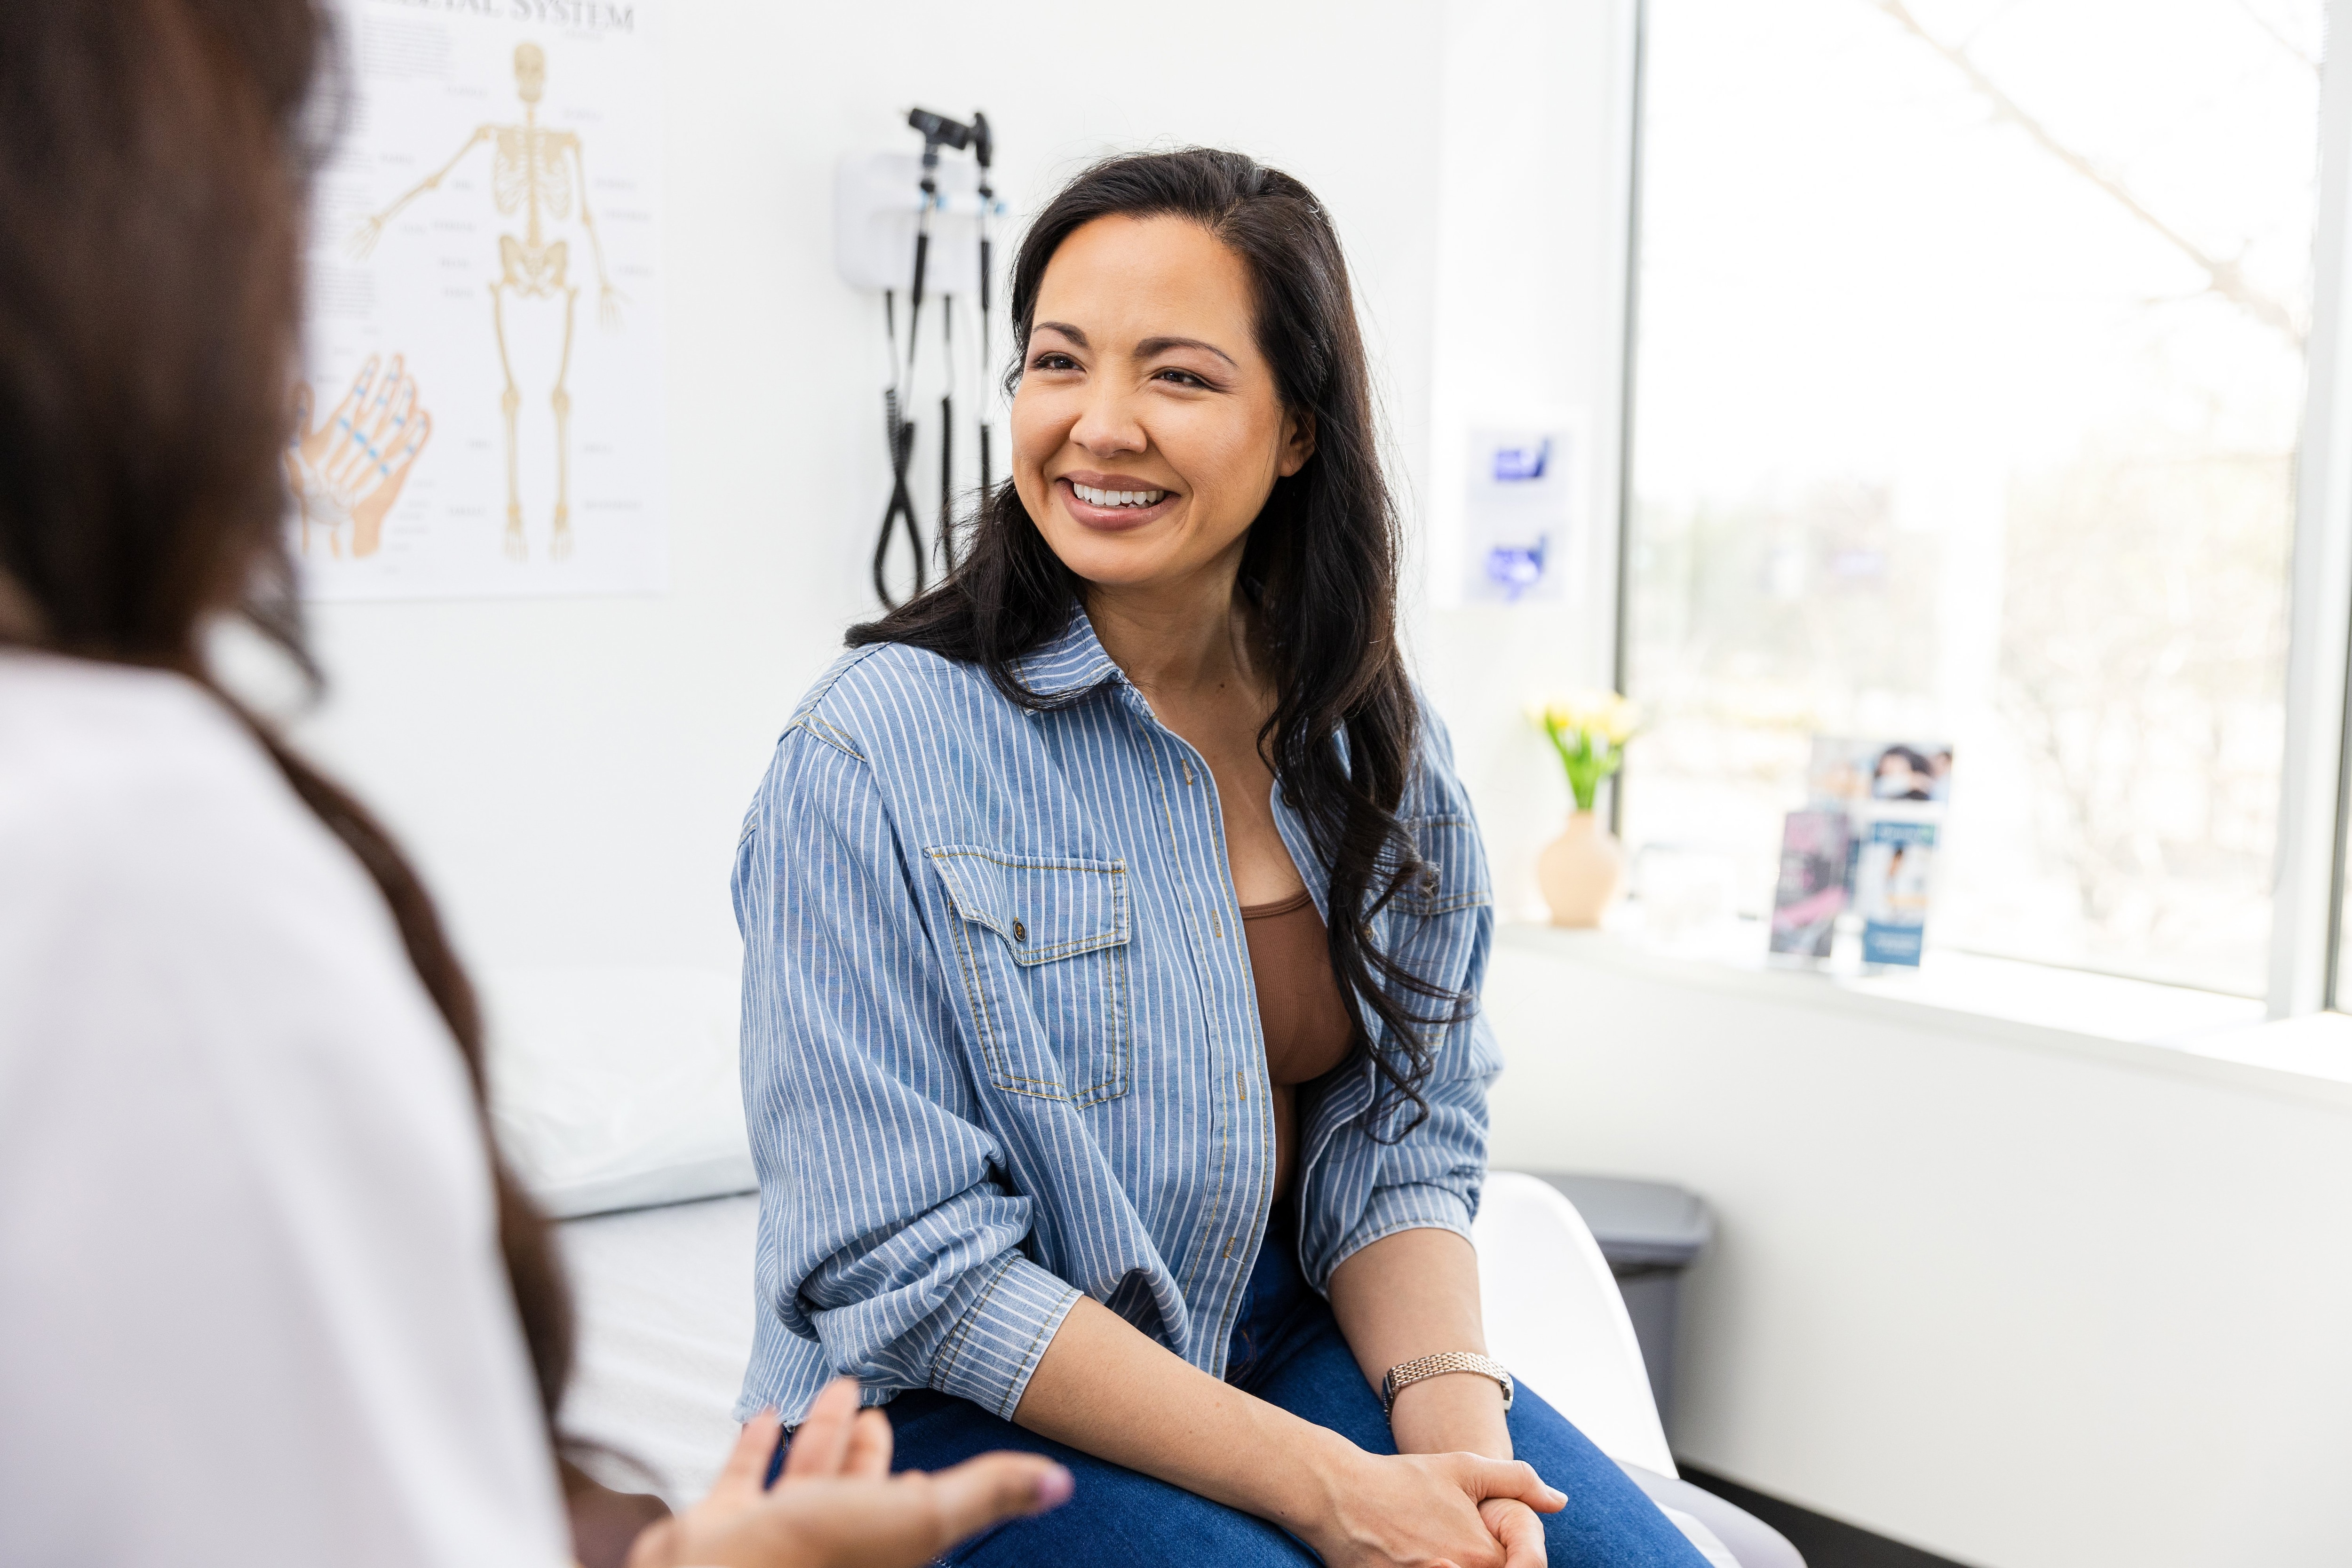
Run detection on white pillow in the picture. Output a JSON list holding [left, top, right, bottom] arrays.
[[482, 966, 754, 1219]]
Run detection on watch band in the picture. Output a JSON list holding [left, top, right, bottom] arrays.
[[1379, 1351, 1515, 1416]]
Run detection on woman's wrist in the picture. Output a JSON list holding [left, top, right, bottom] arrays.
[[1386, 1369, 1512, 1459], [1251, 1413, 1373, 1535]]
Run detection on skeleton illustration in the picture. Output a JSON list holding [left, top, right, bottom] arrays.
[[351, 42, 621, 561]]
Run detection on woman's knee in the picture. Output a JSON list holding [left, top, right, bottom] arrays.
[[1507, 1385, 1711, 1568], [942, 1474, 1315, 1567], [883, 1392, 1318, 1567]]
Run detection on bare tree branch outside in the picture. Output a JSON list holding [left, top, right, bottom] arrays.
[[1622, 0, 2319, 994]]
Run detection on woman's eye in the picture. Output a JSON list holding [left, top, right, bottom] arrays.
[[1154, 368, 1208, 388], [1032, 352, 1077, 371]]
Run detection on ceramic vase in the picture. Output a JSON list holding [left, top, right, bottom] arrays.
[[1536, 810, 1627, 928]]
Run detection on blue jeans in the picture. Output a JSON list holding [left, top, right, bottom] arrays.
[[792, 1214, 1710, 1565]]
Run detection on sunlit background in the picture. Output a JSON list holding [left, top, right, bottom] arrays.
[[1621, 0, 2321, 995]]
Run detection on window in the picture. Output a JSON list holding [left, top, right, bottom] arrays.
[[1619, 0, 2326, 997]]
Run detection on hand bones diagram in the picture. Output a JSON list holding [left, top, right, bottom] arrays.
[[350, 41, 622, 562], [286, 354, 432, 560]]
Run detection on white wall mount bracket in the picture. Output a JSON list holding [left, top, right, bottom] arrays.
[[833, 151, 1006, 298]]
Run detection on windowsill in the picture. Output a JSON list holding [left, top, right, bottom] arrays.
[[1496, 921, 2352, 1111]]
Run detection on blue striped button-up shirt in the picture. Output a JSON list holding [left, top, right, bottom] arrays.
[[731, 610, 1501, 1425]]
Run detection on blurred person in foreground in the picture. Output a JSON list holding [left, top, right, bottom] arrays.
[[0, 5, 1068, 1565]]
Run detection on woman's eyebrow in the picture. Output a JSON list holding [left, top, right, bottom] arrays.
[[1033, 320, 1089, 346], [1136, 335, 1238, 368]]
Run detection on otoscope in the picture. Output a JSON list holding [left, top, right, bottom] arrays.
[[874, 107, 973, 606], [970, 113, 996, 530], [901, 107, 970, 390], [937, 111, 995, 575]]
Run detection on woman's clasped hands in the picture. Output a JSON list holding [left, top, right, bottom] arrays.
[[1298, 1444, 1567, 1568], [625, 1378, 1073, 1568]]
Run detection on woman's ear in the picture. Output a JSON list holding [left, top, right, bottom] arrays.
[[1278, 410, 1317, 478]]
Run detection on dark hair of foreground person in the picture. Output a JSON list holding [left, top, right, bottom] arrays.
[[0, 0, 577, 1453]]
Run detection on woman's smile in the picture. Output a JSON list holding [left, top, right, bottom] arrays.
[[1055, 471, 1180, 533]]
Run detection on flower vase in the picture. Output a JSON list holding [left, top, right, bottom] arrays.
[[1536, 810, 1627, 928]]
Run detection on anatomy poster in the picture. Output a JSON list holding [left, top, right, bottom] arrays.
[[294, 0, 663, 599]]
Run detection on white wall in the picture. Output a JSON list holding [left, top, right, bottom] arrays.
[[1487, 933, 2352, 1568], [294, 0, 1449, 973], [1418, 0, 1637, 920]]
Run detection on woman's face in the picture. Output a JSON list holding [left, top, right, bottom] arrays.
[[1010, 215, 1311, 593]]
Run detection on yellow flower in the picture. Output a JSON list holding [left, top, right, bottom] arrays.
[[1536, 691, 1638, 745]]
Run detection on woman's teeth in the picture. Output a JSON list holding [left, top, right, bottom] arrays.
[[1071, 482, 1168, 508]]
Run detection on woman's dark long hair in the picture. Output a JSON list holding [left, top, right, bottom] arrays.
[[852, 149, 1469, 1133], [0, 0, 572, 1433]]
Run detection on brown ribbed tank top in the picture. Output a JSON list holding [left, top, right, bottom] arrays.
[[1240, 888, 1359, 1202]]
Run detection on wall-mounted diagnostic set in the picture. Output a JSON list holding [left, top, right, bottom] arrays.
[[834, 108, 1004, 607]]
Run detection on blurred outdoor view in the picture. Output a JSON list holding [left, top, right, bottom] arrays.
[[1622, 0, 2322, 995]]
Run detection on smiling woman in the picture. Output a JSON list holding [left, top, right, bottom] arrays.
[[857, 154, 1450, 1118], [731, 150, 1712, 1566]]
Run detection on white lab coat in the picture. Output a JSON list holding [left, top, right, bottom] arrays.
[[0, 652, 571, 1568]]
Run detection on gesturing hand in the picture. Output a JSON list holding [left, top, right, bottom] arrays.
[[624, 1378, 1074, 1568], [1307, 1449, 1566, 1568]]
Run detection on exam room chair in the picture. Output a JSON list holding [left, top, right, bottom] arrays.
[[1474, 1171, 1803, 1568]]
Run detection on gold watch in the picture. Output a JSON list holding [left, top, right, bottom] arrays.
[[1379, 1351, 1515, 1416]]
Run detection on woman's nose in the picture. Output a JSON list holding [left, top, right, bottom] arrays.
[[1067, 384, 1146, 458]]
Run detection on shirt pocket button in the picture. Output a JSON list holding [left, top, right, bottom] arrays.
[[1012, 918, 1028, 941]]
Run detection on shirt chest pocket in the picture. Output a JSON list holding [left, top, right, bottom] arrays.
[[1401, 815, 1493, 917], [924, 846, 1132, 1108]]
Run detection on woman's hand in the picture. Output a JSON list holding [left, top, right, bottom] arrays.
[[1301, 1448, 1565, 1568], [624, 1378, 1074, 1568], [1322, 1231, 1560, 1565], [1478, 1499, 1550, 1568]]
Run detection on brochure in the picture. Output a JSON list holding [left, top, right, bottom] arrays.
[[1806, 736, 1953, 809], [1854, 818, 1937, 966], [1768, 809, 1849, 960]]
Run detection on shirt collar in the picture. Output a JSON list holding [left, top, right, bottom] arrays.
[[1014, 604, 1128, 701]]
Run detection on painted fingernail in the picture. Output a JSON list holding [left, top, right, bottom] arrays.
[[1033, 1464, 1075, 1511]]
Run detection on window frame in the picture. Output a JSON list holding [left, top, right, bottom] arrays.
[[2272, 0, 2352, 1017], [1605, 0, 2352, 1018]]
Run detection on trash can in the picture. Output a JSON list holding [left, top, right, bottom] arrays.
[[1526, 1171, 1712, 1436]]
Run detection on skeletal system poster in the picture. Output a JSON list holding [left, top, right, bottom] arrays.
[[294, 0, 663, 599]]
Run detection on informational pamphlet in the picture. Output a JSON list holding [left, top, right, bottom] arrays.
[[1788, 736, 1954, 969], [1854, 818, 1938, 966], [1768, 808, 1850, 960], [1805, 736, 1952, 809]]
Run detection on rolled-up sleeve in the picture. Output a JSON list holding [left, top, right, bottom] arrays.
[[1320, 1003, 1502, 1281], [733, 724, 1080, 1422]]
